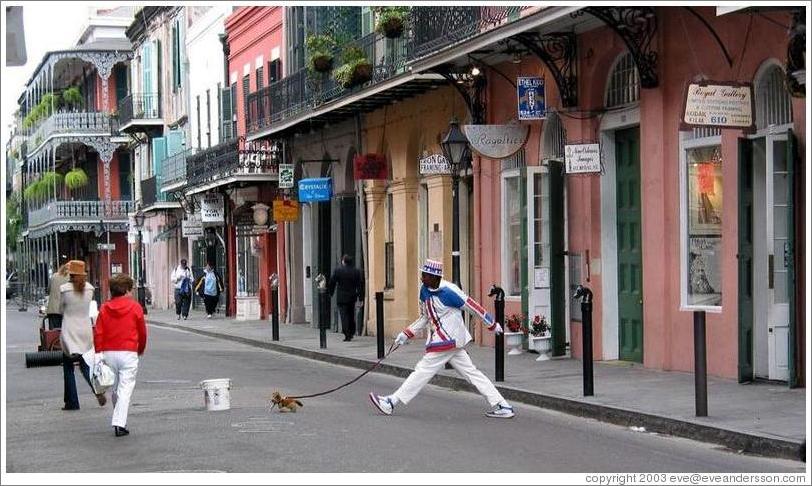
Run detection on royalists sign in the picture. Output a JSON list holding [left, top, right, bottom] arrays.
[[682, 81, 755, 130], [462, 124, 530, 159], [565, 143, 602, 174]]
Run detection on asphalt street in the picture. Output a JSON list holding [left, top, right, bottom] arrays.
[[3, 308, 805, 473]]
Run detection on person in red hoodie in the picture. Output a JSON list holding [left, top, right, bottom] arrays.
[[93, 273, 147, 437]]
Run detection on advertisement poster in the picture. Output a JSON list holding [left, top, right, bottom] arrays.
[[517, 77, 546, 120]]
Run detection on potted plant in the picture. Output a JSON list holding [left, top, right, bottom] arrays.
[[62, 86, 83, 111], [528, 315, 552, 361], [373, 6, 409, 39], [65, 167, 89, 191], [503, 313, 526, 355], [306, 34, 337, 74], [332, 45, 373, 89]]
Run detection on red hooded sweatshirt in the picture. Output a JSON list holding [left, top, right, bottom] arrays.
[[94, 296, 147, 355]]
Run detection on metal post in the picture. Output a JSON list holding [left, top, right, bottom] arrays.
[[376, 291, 385, 359], [694, 311, 708, 417], [137, 229, 147, 313], [574, 285, 594, 396], [318, 286, 328, 349], [271, 286, 279, 341], [488, 284, 505, 382]]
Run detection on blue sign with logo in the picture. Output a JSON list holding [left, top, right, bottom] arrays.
[[517, 77, 546, 120], [298, 177, 332, 203]]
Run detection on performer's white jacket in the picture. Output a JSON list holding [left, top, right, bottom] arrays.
[[402, 279, 497, 352]]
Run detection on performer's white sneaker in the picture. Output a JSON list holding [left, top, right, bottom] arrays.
[[485, 404, 515, 419], [369, 393, 394, 415]]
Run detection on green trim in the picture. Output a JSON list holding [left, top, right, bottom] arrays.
[[786, 130, 798, 388], [737, 137, 754, 383], [548, 161, 566, 356]]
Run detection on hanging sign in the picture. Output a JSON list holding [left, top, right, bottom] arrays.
[[565, 143, 602, 174], [462, 124, 529, 159], [182, 214, 204, 237], [273, 199, 299, 222], [200, 193, 225, 223], [353, 154, 388, 180], [517, 77, 546, 120], [278, 163, 294, 189], [298, 177, 332, 203], [238, 139, 279, 178], [682, 81, 755, 130], [419, 153, 451, 175]]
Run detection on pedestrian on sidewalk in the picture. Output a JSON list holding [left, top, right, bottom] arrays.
[[327, 254, 364, 341], [46, 261, 69, 329], [171, 259, 193, 320], [59, 260, 106, 411], [369, 259, 515, 419], [195, 262, 223, 319], [93, 273, 147, 437]]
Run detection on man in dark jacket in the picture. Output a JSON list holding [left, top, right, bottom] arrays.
[[328, 255, 364, 341]]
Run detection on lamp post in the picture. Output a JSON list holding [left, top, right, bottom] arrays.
[[133, 207, 147, 314], [440, 118, 471, 288]]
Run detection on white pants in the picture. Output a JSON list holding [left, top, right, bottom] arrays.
[[103, 351, 139, 428], [393, 348, 505, 407]]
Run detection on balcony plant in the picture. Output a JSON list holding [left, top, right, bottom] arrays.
[[65, 167, 89, 191], [306, 34, 337, 73], [373, 6, 409, 39], [40, 171, 64, 191], [332, 45, 373, 89], [23, 178, 46, 201], [62, 86, 83, 111]]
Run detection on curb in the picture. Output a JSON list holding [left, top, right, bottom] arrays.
[[149, 319, 804, 462]]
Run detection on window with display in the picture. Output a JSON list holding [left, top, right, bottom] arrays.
[[681, 137, 723, 309], [235, 228, 261, 297], [502, 170, 522, 297]]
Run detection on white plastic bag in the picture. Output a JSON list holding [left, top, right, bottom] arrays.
[[92, 355, 116, 394]]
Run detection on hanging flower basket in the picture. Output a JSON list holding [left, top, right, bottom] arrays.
[[65, 167, 89, 191], [311, 54, 334, 73], [333, 46, 373, 89], [306, 34, 336, 74], [374, 7, 409, 39]]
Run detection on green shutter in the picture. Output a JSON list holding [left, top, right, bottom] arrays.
[[361, 7, 372, 36], [151, 136, 167, 181], [738, 137, 754, 383], [167, 129, 184, 157], [172, 23, 178, 91], [220, 86, 233, 141], [786, 129, 797, 388]]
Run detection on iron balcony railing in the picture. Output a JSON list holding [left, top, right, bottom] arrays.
[[246, 25, 411, 134], [245, 6, 536, 136], [186, 139, 278, 188], [27, 200, 134, 227], [27, 111, 118, 154], [140, 175, 170, 206], [118, 93, 161, 127], [160, 147, 196, 192]]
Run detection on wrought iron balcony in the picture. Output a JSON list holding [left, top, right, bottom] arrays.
[[27, 200, 134, 228], [140, 175, 170, 207], [27, 111, 118, 155], [186, 138, 278, 189], [160, 147, 196, 193], [118, 93, 162, 133]]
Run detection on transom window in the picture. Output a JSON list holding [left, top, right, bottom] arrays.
[[755, 65, 792, 130], [605, 52, 640, 108]]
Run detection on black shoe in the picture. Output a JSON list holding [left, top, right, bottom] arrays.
[[62, 405, 80, 411], [343, 337, 352, 342], [114, 426, 129, 437]]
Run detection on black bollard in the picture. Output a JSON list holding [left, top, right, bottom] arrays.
[[574, 285, 594, 396], [271, 286, 279, 341], [488, 284, 505, 382], [376, 291, 385, 359], [318, 286, 328, 349], [694, 311, 708, 417]]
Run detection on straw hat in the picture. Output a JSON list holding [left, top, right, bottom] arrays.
[[66, 260, 87, 276]]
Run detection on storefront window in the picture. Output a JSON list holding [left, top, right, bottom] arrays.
[[682, 142, 723, 308], [502, 172, 521, 296], [235, 228, 260, 297]]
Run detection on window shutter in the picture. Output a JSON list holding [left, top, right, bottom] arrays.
[[151, 136, 167, 181], [220, 86, 233, 140], [167, 129, 184, 157], [361, 7, 372, 36], [153, 39, 161, 98], [172, 24, 178, 91]]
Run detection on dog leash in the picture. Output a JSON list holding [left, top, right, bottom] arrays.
[[287, 342, 400, 400]]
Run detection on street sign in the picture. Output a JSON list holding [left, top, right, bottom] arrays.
[[419, 153, 451, 175], [97, 243, 116, 251], [279, 163, 294, 189]]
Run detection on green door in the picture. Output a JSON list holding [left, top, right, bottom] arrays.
[[786, 130, 797, 388], [616, 127, 643, 363], [737, 138, 754, 382], [549, 160, 566, 356]]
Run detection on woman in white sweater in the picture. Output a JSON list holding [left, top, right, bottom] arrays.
[[59, 260, 105, 410]]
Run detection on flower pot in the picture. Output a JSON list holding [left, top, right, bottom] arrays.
[[503, 331, 524, 355], [529, 335, 552, 361], [311, 55, 333, 73], [380, 18, 404, 38], [350, 62, 373, 87]]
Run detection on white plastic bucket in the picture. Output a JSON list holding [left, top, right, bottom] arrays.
[[200, 378, 231, 411]]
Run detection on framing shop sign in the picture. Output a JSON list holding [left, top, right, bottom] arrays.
[[419, 153, 451, 175], [201, 193, 225, 223], [682, 81, 755, 130], [565, 143, 602, 174], [462, 124, 529, 159]]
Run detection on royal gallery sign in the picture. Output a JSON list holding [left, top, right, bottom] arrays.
[[462, 124, 530, 160], [682, 81, 755, 130]]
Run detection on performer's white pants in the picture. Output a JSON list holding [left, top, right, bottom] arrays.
[[393, 348, 505, 407], [103, 351, 139, 428]]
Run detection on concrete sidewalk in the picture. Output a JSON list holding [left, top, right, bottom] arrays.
[[145, 309, 806, 461]]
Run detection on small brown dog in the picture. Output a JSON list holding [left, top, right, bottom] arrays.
[[270, 391, 303, 413]]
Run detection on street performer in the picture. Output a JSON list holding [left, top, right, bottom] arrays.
[[369, 259, 515, 418]]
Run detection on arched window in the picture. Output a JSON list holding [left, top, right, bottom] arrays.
[[755, 64, 793, 130], [541, 111, 566, 160], [605, 52, 640, 108]]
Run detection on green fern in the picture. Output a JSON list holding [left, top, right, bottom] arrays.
[[65, 167, 89, 190], [40, 171, 64, 189]]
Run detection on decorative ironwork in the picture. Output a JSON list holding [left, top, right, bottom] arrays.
[[172, 191, 201, 214], [161, 147, 195, 191], [27, 112, 117, 157], [786, 9, 805, 97], [513, 32, 578, 107], [27, 221, 130, 239], [27, 200, 134, 228], [431, 64, 487, 124], [575, 7, 658, 88], [118, 93, 162, 128], [186, 137, 280, 188]]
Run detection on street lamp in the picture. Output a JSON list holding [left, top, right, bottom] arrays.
[[133, 206, 147, 314], [440, 118, 471, 288]]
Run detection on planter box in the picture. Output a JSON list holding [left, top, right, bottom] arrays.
[[236, 296, 260, 321], [504, 331, 524, 355], [529, 335, 552, 361]]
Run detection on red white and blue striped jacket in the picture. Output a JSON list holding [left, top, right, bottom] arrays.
[[403, 280, 497, 353]]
